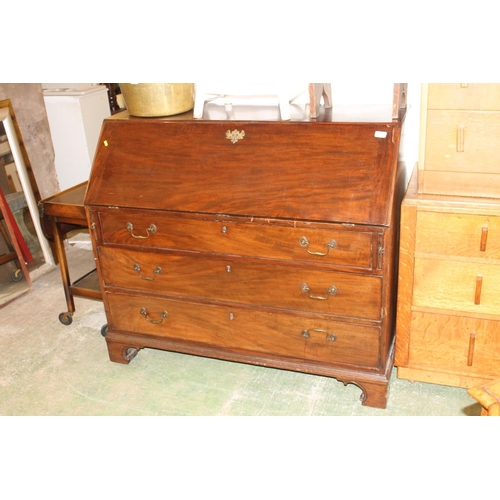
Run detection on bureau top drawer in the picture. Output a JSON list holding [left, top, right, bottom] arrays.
[[97, 211, 380, 270], [415, 211, 500, 260], [427, 84, 500, 110], [85, 118, 401, 226]]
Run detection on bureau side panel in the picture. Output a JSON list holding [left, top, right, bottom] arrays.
[[395, 201, 417, 367], [378, 157, 407, 367]]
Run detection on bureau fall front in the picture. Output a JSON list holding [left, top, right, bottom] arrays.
[[84, 101, 406, 408]]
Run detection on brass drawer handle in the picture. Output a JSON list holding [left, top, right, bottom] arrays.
[[126, 222, 157, 239], [140, 308, 168, 324], [302, 328, 337, 342], [299, 236, 337, 256], [300, 283, 337, 300], [133, 264, 162, 281]]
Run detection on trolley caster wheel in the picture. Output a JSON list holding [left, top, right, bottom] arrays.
[[101, 324, 108, 337], [59, 312, 73, 325], [11, 269, 23, 282]]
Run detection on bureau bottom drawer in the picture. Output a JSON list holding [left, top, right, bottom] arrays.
[[105, 292, 382, 369]]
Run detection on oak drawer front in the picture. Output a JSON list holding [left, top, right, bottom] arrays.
[[98, 247, 382, 320], [415, 211, 500, 259], [418, 171, 500, 198], [407, 311, 500, 378], [99, 212, 376, 269], [427, 84, 500, 111], [86, 120, 397, 225], [413, 257, 500, 315], [106, 292, 382, 368], [424, 110, 500, 173]]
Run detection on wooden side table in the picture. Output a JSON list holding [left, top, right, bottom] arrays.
[[468, 379, 500, 416], [39, 182, 101, 325]]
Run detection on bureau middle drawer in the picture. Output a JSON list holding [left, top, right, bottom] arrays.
[[106, 291, 382, 369], [98, 247, 382, 320], [415, 211, 500, 259], [98, 211, 376, 270]]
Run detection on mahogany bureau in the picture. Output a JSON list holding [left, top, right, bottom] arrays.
[[85, 102, 406, 408]]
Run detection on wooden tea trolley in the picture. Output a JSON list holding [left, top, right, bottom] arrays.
[[39, 182, 101, 325]]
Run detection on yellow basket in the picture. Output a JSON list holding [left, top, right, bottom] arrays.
[[119, 83, 194, 117]]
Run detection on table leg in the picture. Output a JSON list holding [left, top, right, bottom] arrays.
[[51, 217, 75, 324]]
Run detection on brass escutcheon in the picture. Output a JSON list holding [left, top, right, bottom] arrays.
[[226, 129, 245, 144]]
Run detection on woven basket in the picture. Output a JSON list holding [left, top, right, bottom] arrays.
[[119, 83, 194, 117]]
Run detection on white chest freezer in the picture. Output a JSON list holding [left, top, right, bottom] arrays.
[[43, 85, 111, 191]]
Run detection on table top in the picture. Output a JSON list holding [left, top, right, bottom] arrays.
[[39, 181, 88, 220]]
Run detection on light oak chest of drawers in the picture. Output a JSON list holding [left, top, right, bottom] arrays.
[[395, 171, 500, 387], [418, 83, 500, 197], [85, 104, 405, 408]]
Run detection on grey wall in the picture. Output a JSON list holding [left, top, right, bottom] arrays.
[[0, 83, 59, 199]]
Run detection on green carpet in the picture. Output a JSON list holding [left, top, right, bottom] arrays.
[[0, 245, 480, 416]]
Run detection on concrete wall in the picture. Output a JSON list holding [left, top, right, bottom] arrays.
[[0, 83, 59, 199]]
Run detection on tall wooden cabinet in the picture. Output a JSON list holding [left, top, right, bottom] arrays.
[[85, 102, 406, 408], [396, 83, 500, 388], [395, 171, 500, 387], [418, 83, 500, 197]]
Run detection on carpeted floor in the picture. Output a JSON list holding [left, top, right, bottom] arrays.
[[0, 243, 482, 416]]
